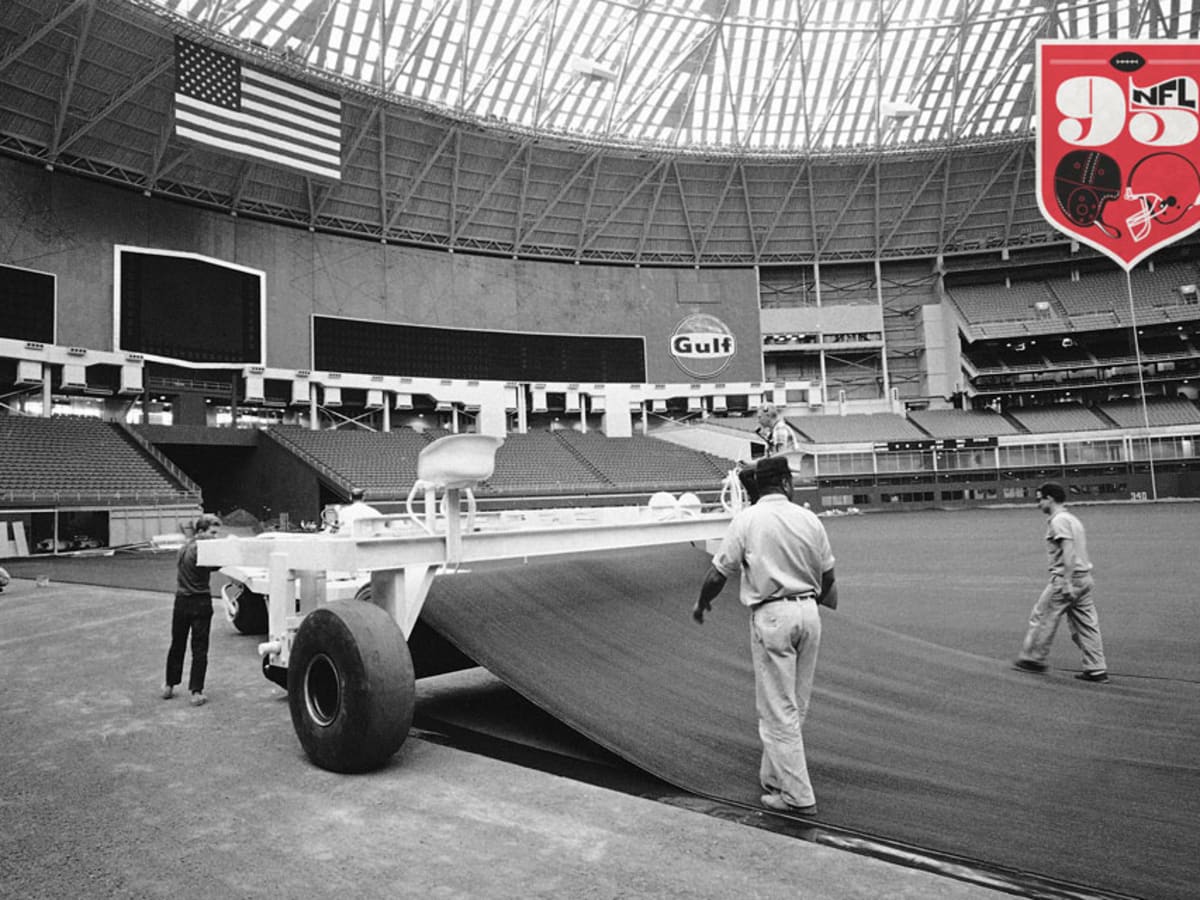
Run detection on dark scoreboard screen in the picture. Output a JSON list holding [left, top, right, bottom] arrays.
[[313, 315, 646, 383], [0, 263, 55, 344], [116, 247, 263, 366]]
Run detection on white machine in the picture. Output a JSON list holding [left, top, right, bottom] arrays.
[[201, 433, 744, 773]]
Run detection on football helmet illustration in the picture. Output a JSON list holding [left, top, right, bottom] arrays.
[[1124, 152, 1200, 242], [1054, 151, 1123, 239]]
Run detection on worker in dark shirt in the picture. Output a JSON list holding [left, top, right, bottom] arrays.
[[161, 513, 222, 706]]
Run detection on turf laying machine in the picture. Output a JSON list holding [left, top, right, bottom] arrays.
[[200, 434, 741, 773]]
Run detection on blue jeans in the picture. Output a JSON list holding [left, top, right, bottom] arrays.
[[1019, 572, 1106, 673], [751, 598, 822, 807], [165, 593, 214, 693]]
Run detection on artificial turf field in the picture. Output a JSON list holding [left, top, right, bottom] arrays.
[[423, 500, 1200, 899], [5, 500, 1198, 898]]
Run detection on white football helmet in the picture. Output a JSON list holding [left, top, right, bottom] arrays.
[[1124, 152, 1200, 242]]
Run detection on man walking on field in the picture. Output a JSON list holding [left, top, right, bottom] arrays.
[[1013, 481, 1109, 683], [692, 455, 838, 816]]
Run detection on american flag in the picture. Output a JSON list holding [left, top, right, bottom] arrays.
[[174, 37, 342, 181]]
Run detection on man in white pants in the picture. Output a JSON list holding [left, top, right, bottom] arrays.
[[692, 455, 838, 816]]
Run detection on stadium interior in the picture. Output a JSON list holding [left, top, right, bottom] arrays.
[[4, 1, 1200, 557], [3, 4, 1200, 900]]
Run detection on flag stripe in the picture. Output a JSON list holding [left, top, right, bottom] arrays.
[[173, 37, 342, 181], [176, 94, 341, 157], [175, 105, 341, 168], [176, 125, 342, 182], [239, 96, 341, 148], [242, 68, 341, 122]]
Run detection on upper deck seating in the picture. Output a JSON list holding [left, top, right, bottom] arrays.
[[906, 409, 1022, 438], [946, 281, 1062, 326], [1098, 398, 1200, 428], [0, 414, 192, 500], [1045, 270, 1127, 317], [789, 413, 926, 444], [1005, 404, 1108, 433]]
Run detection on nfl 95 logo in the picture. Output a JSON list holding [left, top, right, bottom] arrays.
[[1037, 40, 1200, 270]]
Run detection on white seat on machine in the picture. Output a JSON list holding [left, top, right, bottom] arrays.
[[407, 433, 505, 535], [416, 433, 504, 487]]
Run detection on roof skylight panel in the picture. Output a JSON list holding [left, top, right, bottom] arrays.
[[350, 5, 370, 38], [275, 7, 299, 31]]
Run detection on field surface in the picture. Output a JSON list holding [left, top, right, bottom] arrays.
[[4, 501, 1198, 899], [423, 501, 1200, 899]]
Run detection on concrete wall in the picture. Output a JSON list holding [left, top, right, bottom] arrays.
[[0, 157, 762, 384]]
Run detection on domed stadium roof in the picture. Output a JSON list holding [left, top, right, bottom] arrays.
[[142, 0, 1169, 155], [1, 1, 1195, 264]]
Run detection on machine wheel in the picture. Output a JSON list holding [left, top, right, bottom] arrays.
[[287, 600, 414, 773], [226, 585, 269, 635]]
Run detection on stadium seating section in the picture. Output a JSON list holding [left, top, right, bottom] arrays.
[[1097, 398, 1200, 428], [0, 415, 197, 502], [1004, 404, 1109, 433], [906, 409, 1022, 438], [947, 260, 1200, 334], [788, 413, 926, 444], [268, 425, 732, 498], [267, 425, 428, 497]]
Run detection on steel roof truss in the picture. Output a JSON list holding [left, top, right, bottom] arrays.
[[384, 125, 458, 232], [670, 161, 701, 264], [516, 148, 602, 247], [461, 0, 555, 112], [56, 53, 172, 157], [881, 152, 949, 251], [580, 156, 668, 255], [817, 162, 874, 258], [941, 144, 1022, 249], [634, 162, 671, 264], [0, 0, 91, 78], [756, 160, 811, 257], [49, 0, 96, 160], [453, 138, 533, 242], [696, 161, 740, 260]]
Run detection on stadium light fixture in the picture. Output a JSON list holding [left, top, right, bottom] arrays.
[[881, 99, 920, 120]]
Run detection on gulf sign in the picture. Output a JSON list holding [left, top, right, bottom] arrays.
[[1037, 40, 1200, 271], [670, 313, 736, 378]]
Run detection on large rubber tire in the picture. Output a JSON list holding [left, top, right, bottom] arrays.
[[351, 584, 475, 679], [287, 600, 415, 773], [230, 589, 268, 635]]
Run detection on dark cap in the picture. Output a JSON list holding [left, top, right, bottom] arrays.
[[1037, 481, 1066, 503], [755, 455, 792, 483]]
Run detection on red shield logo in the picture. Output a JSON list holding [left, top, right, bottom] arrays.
[[1037, 40, 1200, 270]]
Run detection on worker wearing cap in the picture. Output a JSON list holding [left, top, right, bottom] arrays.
[[692, 454, 838, 817]]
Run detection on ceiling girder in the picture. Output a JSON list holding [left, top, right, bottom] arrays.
[[0, 0, 91, 77], [55, 54, 173, 157], [515, 148, 603, 247], [941, 145, 1023, 248], [49, 0, 95, 159], [384, 126, 458, 232]]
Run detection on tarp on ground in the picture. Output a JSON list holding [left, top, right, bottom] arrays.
[[421, 542, 1200, 900]]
